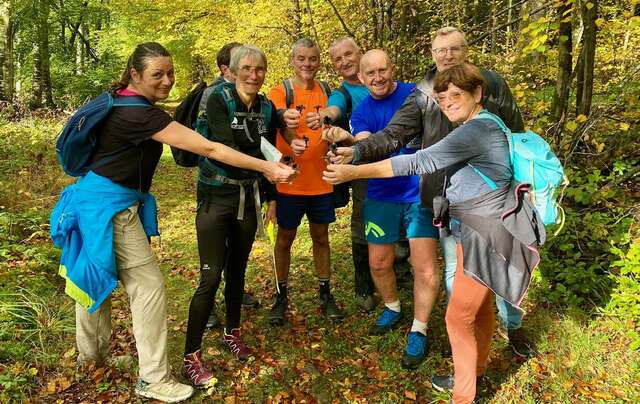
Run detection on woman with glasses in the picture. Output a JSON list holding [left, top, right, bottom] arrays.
[[182, 45, 290, 387], [322, 63, 544, 404]]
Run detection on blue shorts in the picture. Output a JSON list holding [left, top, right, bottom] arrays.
[[364, 199, 439, 244], [276, 193, 336, 229]]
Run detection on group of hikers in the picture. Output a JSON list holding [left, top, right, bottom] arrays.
[[50, 26, 548, 404]]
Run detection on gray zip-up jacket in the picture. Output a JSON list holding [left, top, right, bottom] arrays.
[[352, 68, 524, 208]]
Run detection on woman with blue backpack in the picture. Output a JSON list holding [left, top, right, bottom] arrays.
[[50, 42, 295, 403], [322, 63, 546, 404]]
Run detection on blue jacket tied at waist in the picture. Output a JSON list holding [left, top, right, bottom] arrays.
[[50, 171, 159, 313]]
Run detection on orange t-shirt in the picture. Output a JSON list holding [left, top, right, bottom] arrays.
[[269, 81, 332, 196]]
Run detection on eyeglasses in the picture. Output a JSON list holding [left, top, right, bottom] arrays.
[[432, 46, 466, 58], [436, 91, 465, 104], [239, 66, 267, 75]]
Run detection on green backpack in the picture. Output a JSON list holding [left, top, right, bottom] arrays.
[[195, 81, 273, 186]]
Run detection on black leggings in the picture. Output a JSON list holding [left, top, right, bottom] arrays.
[[184, 202, 257, 355]]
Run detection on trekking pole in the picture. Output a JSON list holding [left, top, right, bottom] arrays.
[[263, 207, 280, 294]]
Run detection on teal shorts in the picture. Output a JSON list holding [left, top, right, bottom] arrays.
[[364, 199, 439, 244]]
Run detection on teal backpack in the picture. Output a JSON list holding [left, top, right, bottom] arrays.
[[474, 110, 568, 230]]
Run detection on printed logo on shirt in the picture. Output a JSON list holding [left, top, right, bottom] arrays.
[[257, 117, 268, 135], [230, 116, 244, 130]]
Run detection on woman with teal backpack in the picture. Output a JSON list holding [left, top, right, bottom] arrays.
[[322, 63, 546, 404], [50, 42, 295, 403]]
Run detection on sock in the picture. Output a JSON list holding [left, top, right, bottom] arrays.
[[385, 300, 401, 313], [318, 278, 330, 296], [277, 281, 288, 297], [410, 318, 427, 335]]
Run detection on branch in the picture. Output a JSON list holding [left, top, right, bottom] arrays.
[[256, 25, 293, 38], [306, 0, 321, 51], [464, 0, 529, 33], [468, 2, 554, 46], [600, 165, 640, 191], [48, 0, 98, 62], [324, 0, 358, 43]]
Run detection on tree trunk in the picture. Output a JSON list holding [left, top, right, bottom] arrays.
[[32, 0, 54, 108], [291, 0, 302, 38], [0, 1, 14, 102], [577, 0, 597, 116], [552, 0, 573, 129]]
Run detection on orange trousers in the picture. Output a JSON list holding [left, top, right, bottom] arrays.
[[445, 244, 495, 404]]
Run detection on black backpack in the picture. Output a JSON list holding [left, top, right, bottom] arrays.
[[172, 81, 209, 167], [333, 85, 352, 132]]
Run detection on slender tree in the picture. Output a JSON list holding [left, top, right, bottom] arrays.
[[31, 0, 54, 108], [552, 0, 573, 130], [577, 0, 597, 116]]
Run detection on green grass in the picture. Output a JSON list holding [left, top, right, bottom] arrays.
[[0, 119, 638, 402]]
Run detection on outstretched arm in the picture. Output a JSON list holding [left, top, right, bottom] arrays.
[[352, 91, 423, 163], [152, 122, 295, 183]]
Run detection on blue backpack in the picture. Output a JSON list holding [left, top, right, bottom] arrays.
[[56, 91, 150, 176], [474, 110, 568, 228]]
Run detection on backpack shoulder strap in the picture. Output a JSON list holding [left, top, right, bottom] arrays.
[[258, 94, 272, 130], [337, 85, 352, 115], [218, 84, 237, 123], [112, 95, 151, 108], [476, 109, 510, 133], [283, 79, 294, 109], [317, 80, 332, 100]]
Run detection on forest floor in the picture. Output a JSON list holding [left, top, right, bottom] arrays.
[[0, 118, 639, 403]]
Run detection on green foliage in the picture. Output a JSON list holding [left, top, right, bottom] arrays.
[[534, 160, 636, 308]]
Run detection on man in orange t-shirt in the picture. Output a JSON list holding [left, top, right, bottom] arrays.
[[267, 38, 344, 325]]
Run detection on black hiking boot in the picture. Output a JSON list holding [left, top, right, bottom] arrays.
[[507, 327, 532, 358], [242, 292, 260, 309], [268, 294, 288, 326], [206, 302, 221, 329], [320, 293, 344, 322]]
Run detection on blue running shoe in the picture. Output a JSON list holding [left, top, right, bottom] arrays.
[[401, 331, 427, 369], [369, 307, 402, 335]]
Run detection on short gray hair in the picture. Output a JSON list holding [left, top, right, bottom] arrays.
[[291, 38, 320, 58], [431, 27, 468, 46], [328, 37, 360, 55], [229, 45, 268, 73]]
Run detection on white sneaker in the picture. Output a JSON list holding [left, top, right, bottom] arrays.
[[135, 378, 194, 403]]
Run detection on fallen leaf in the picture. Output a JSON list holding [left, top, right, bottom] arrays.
[[404, 390, 417, 400], [592, 391, 613, 400], [63, 347, 76, 359]]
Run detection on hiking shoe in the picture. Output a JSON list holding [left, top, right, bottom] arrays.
[[508, 327, 532, 358], [242, 292, 260, 308], [221, 328, 251, 361], [401, 331, 428, 369], [320, 293, 345, 322], [369, 307, 402, 335], [269, 294, 288, 325], [355, 294, 378, 313], [431, 375, 454, 392], [433, 374, 489, 397], [183, 350, 214, 388], [135, 378, 194, 402], [206, 303, 221, 329]]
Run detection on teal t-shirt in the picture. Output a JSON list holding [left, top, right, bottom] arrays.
[[327, 81, 370, 125]]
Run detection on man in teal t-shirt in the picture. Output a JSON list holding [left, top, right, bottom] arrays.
[[318, 38, 374, 312]]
